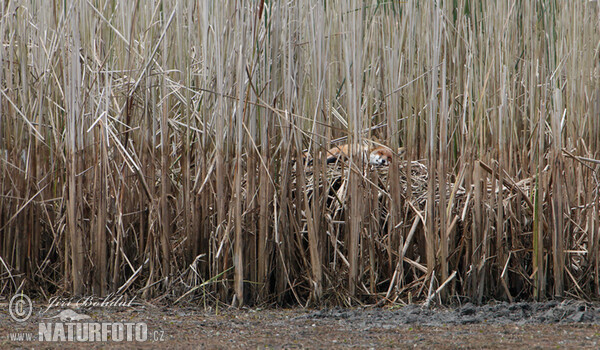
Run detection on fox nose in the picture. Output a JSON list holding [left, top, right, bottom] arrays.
[[373, 157, 388, 166]]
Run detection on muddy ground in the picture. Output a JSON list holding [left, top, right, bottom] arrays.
[[2, 300, 600, 349]]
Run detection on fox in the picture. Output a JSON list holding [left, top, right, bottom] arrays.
[[324, 143, 401, 166]]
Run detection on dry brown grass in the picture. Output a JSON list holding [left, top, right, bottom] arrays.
[[1, 0, 599, 307]]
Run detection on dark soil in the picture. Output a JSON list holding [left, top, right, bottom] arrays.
[[2, 300, 600, 349]]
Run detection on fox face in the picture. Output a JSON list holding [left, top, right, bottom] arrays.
[[369, 147, 393, 166]]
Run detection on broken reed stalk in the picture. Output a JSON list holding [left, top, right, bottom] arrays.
[[0, 0, 599, 307]]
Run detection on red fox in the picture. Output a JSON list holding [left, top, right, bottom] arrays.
[[324, 143, 401, 166]]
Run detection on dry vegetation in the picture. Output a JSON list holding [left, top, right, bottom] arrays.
[[1, 0, 599, 307]]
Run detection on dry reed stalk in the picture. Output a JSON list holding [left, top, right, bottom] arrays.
[[497, 65, 508, 301], [426, 1, 441, 283], [257, 110, 271, 300], [233, 3, 247, 305], [551, 86, 565, 298], [159, 7, 173, 282], [343, 0, 364, 297], [92, 81, 109, 296], [177, 0, 194, 269], [472, 161, 483, 302], [66, 8, 85, 295], [438, 59, 448, 298]]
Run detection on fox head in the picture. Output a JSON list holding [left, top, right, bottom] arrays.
[[369, 147, 393, 166]]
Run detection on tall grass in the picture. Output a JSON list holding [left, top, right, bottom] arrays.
[[1, 0, 599, 306]]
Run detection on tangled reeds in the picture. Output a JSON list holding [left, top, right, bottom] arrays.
[[1, 0, 600, 307]]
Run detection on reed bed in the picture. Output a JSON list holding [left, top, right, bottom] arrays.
[[1, 0, 599, 306]]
